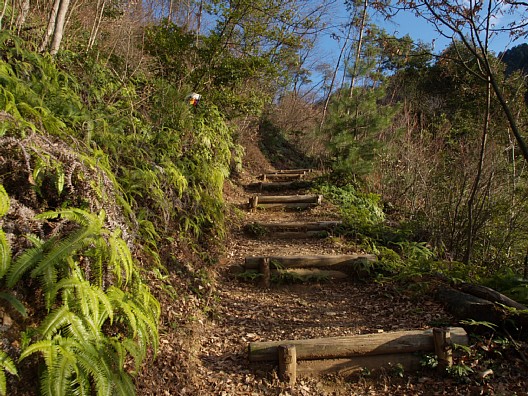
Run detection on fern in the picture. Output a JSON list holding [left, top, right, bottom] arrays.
[[0, 185, 8, 217], [0, 350, 17, 396], [0, 231, 10, 280], [0, 292, 27, 317], [22, 289, 149, 396], [0, 185, 10, 280], [7, 235, 45, 287], [107, 232, 133, 288]]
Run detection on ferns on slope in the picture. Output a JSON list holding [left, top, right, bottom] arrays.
[[3, 206, 159, 395], [0, 186, 18, 396]]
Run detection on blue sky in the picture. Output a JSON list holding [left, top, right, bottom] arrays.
[[317, 0, 525, 60], [373, 8, 523, 54], [308, 1, 526, 93]]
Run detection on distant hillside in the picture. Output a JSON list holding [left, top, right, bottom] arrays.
[[501, 43, 528, 75]]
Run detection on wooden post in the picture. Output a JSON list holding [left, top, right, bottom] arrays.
[[433, 327, 453, 369], [259, 258, 270, 288], [278, 344, 297, 385], [249, 196, 259, 211]]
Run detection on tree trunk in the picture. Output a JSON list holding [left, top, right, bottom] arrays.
[[437, 286, 528, 333], [196, 0, 203, 45], [349, 0, 368, 97], [15, 0, 30, 33], [437, 286, 503, 324], [463, 77, 491, 265], [49, 0, 71, 55], [319, 22, 352, 130], [459, 283, 527, 310], [39, 0, 61, 52], [0, 0, 8, 30], [87, 0, 106, 50]]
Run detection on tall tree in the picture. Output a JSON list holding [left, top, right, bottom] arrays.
[[40, 0, 71, 54], [399, 0, 528, 163]]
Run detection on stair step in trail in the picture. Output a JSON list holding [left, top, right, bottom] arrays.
[[246, 180, 314, 192], [244, 254, 377, 270], [237, 169, 468, 385], [206, 167, 465, 391], [245, 220, 342, 239], [248, 193, 322, 210]]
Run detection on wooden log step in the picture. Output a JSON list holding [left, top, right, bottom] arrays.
[[278, 268, 348, 281], [256, 194, 322, 203], [248, 195, 322, 210], [245, 181, 313, 192], [254, 202, 318, 210], [244, 254, 377, 270], [248, 327, 468, 362], [268, 231, 328, 239], [268, 169, 314, 174], [252, 221, 342, 232], [244, 221, 342, 238], [259, 173, 305, 182]]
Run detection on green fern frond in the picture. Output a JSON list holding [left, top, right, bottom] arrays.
[[118, 338, 144, 371], [7, 240, 45, 287], [0, 370, 5, 396], [0, 350, 17, 377], [0, 350, 17, 395], [107, 288, 138, 336], [39, 367, 53, 396], [59, 311, 90, 342], [69, 371, 91, 396], [110, 368, 135, 396], [0, 291, 27, 317], [30, 225, 97, 280], [36, 208, 103, 229], [74, 343, 112, 396], [0, 231, 11, 280], [41, 261, 59, 309], [38, 305, 72, 339], [107, 284, 159, 358], [54, 344, 77, 396], [0, 185, 9, 217], [20, 339, 57, 368], [108, 233, 133, 287]]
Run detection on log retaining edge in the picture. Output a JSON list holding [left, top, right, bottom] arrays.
[[248, 327, 468, 362]]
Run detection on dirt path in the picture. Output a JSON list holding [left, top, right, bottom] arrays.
[[134, 168, 528, 396], [185, 173, 454, 395]]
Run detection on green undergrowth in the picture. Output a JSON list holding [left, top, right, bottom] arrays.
[[0, 33, 240, 394], [1, 33, 238, 243], [316, 180, 528, 304]]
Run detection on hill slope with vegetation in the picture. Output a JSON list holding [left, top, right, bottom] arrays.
[[1, 0, 528, 394]]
